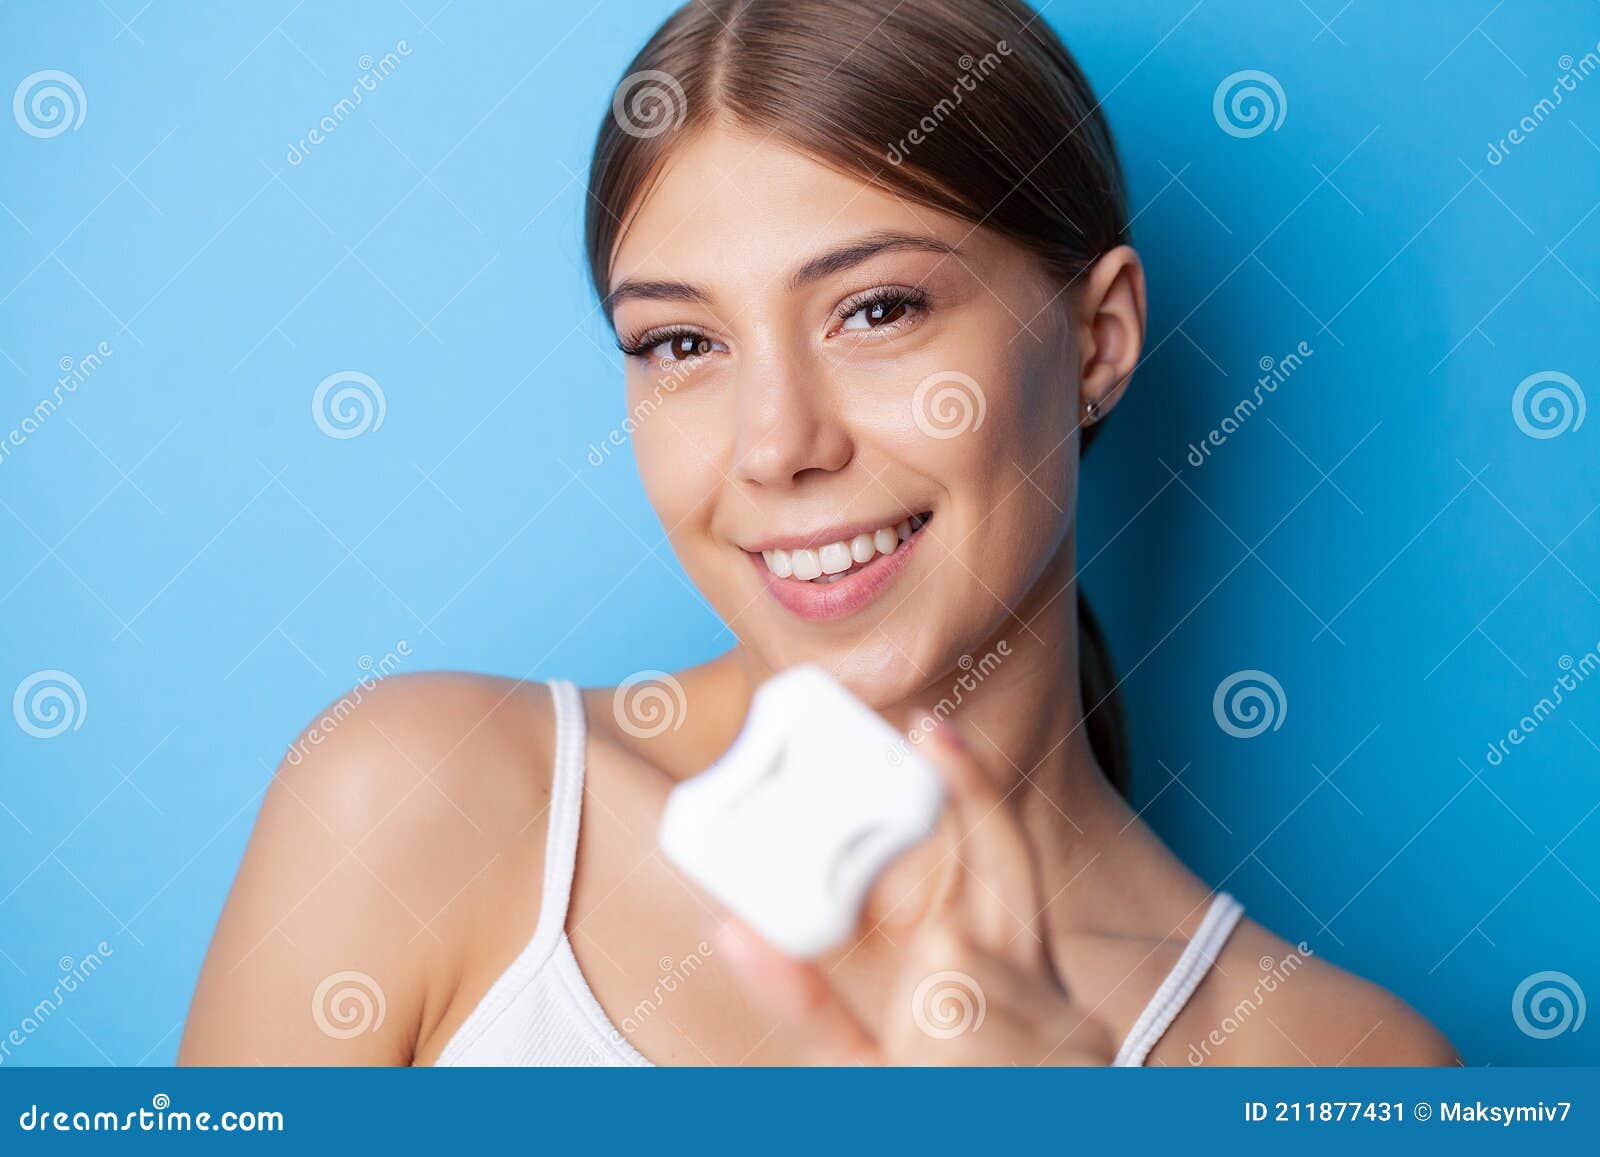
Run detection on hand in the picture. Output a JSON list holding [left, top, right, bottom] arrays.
[[712, 720, 1115, 1066]]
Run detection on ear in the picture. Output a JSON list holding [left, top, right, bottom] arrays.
[[1073, 246, 1146, 426]]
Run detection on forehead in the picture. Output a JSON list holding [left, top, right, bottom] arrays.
[[608, 122, 976, 291]]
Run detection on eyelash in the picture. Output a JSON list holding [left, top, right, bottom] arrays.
[[615, 285, 931, 362]]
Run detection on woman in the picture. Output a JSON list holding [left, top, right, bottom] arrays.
[[181, 0, 1456, 1066]]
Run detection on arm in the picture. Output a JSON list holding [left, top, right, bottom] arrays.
[[179, 673, 552, 1065]]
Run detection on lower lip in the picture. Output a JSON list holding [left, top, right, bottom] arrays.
[[749, 525, 927, 622]]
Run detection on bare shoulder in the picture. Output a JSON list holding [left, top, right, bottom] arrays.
[[265, 671, 556, 839], [1174, 918, 1459, 1067], [181, 671, 559, 1065]]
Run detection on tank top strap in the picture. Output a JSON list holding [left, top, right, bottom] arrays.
[[533, 679, 588, 945], [1112, 890, 1246, 1067], [430, 680, 596, 1065]]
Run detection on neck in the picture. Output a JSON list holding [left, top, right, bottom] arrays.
[[854, 536, 1137, 937]]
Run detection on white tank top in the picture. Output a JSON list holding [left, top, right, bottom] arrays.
[[435, 680, 1245, 1067]]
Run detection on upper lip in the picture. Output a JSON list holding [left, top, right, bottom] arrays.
[[738, 510, 928, 553]]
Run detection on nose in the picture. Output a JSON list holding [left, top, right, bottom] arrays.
[[730, 346, 853, 487]]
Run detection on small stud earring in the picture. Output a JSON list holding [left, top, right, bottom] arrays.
[[1084, 399, 1099, 424]]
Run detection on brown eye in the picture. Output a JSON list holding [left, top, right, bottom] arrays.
[[865, 298, 907, 326], [838, 290, 924, 332], [665, 333, 712, 360]]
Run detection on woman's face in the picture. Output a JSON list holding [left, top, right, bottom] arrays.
[[608, 122, 1094, 705]]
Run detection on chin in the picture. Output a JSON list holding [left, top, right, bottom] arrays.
[[746, 627, 949, 710]]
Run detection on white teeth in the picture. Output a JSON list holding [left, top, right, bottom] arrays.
[[818, 541, 853, 574], [758, 515, 929, 583]]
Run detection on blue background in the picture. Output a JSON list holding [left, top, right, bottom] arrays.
[[1, 0, 1596, 1067]]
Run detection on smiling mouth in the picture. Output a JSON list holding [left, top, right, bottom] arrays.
[[756, 512, 932, 584]]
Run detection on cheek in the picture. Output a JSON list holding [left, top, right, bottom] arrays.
[[631, 383, 729, 533], [859, 350, 1076, 507], [991, 336, 1076, 450], [902, 357, 1078, 611]]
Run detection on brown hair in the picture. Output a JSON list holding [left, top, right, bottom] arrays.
[[583, 0, 1133, 796]]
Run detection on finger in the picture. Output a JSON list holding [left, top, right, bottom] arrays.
[[886, 921, 1058, 1064], [712, 917, 883, 1066], [920, 720, 1047, 970]]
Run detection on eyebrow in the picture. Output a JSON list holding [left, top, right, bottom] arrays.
[[603, 230, 961, 316]]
